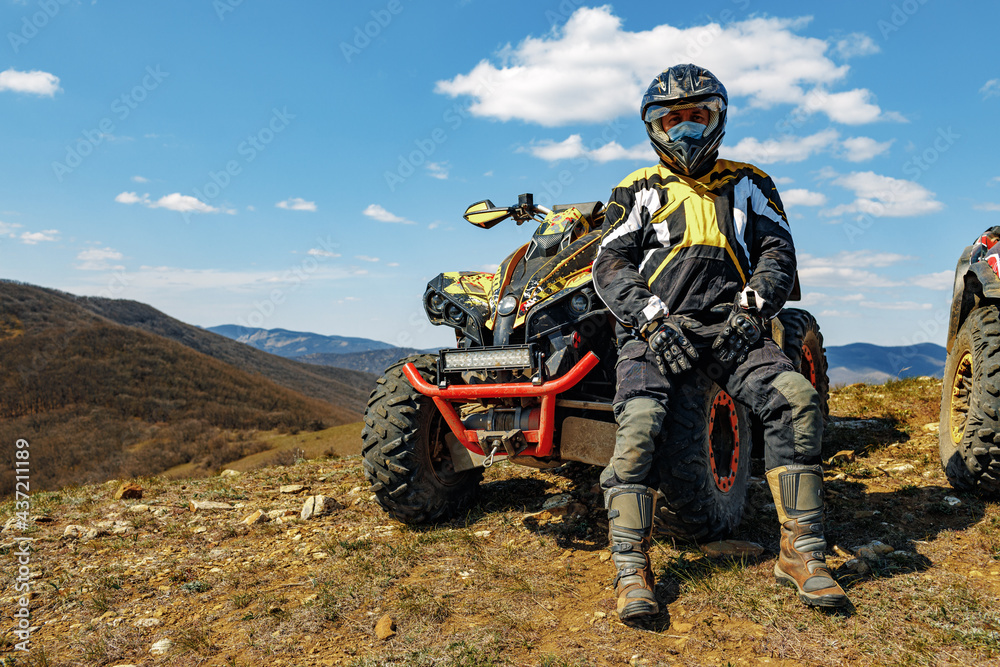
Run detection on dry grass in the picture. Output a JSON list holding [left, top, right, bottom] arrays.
[[1, 378, 998, 666]]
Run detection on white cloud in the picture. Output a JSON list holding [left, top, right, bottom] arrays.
[[436, 9, 895, 126], [798, 267, 900, 288], [426, 162, 449, 180], [115, 191, 147, 205], [76, 247, 124, 271], [860, 301, 933, 311], [981, 79, 1000, 100], [773, 176, 795, 185], [115, 191, 229, 215], [974, 202, 1000, 212], [387, 262, 400, 267], [814, 88, 887, 125], [0, 221, 23, 237], [800, 250, 911, 269], [523, 134, 653, 163], [131, 175, 149, 183], [20, 230, 59, 245], [781, 189, 827, 207], [428, 221, 441, 230], [363, 204, 414, 224], [797, 291, 866, 307], [832, 33, 880, 59], [818, 309, 862, 319], [105, 265, 366, 293], [307, 248, 341, 258], [839, 136, 893, 162], [0, 68, 61, 96], [722, 129, 839, 164], [152, 193, 227, 214], [354, 255, 380, 263], [911, 271, 953, 290], [798, 251, 910, 289], [820, 171, 943, 218], [276, 197, 317, 212]]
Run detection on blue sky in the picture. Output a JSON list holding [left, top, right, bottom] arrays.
[[1, 0, 998, 350]]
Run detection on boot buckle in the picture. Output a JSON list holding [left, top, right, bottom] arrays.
[[612, 567, 639, 587]]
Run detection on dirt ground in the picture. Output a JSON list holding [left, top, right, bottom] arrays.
[[1, 377, 998, 666]]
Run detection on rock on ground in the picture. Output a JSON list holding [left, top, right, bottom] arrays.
[[375, 614, 396, 640], [301, 495, 342, 520], [189, 500, 234, 512], [114, 482, 143, 500]]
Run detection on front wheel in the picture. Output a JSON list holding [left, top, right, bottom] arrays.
[[939, 306, 1000, 495], [655, 375, 753, 541], [361, 354, 484, 523]]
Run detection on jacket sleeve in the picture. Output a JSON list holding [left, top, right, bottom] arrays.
[[592, 183, 669, 332], [745, 174, 796, 318]]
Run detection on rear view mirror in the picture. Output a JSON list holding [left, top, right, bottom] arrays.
[[463, 200, 511, 229]]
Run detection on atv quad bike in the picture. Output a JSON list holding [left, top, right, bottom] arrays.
[[939, 226, 1000, 495], [362, 194, 830, 541]]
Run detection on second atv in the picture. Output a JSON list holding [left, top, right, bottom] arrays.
[[362, 194, 829, 541], [939, 226, 1000, 495]]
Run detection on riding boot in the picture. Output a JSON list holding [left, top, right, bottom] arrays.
[[766, 465, 849, 608], [605, 484, 659, 621]]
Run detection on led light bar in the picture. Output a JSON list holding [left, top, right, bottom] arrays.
[[442, 346, 533, 372]]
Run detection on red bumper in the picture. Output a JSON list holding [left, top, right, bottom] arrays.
[[401, 352, 600, 458]]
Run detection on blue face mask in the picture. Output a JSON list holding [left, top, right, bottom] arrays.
[[666, 120, 706, 141]]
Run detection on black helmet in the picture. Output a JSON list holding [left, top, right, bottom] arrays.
[[641, 64, 728, 177]]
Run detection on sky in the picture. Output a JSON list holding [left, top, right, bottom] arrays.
[[1, 0, 999, 351]]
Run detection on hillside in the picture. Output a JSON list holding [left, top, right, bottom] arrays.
[[826, 342, 947, 386], [6, 377, 1000, 666], [0, 281, 364, 495], [77, 298, 376, 414], [207, 324, 396, 358]]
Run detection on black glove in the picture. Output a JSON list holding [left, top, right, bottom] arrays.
[[644, 315, 700, 375], [711, 300, 764, 365]]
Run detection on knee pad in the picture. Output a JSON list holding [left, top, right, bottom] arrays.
[[606, 397, 667, 485], [772, 371, 823, 460]]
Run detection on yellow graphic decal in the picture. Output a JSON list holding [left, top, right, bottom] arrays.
[[536, 207, 586, 237], [647, 181, 746, 285]]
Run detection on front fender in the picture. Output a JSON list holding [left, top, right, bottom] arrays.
[[946, 245, 1000, 353]]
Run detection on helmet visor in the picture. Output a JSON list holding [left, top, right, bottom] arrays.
[[643, 96, 727, 123]]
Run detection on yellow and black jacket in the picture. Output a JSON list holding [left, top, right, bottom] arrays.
[[593, 159, 796, 344]]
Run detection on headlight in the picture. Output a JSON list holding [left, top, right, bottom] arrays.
[[443, 346, 533, 371], [498, 294, 518, 317], [447, 304, 466, 325], [570, 292, 590, 315], [428, 292, 446, 314]]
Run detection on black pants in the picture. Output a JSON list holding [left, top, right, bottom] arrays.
[[606, 337, 823, 486]]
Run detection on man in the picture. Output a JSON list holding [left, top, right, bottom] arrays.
[[592, 63, 848, 622]]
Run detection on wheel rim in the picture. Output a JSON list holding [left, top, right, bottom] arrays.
[[709, 391, 740, 493], [950, 351, 973, 443], [801, 342, 817, 387]]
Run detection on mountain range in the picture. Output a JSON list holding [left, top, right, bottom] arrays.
[[207, 323, 949, 385], [207, 324, 397, 357], [825, 342, 947, 386]]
